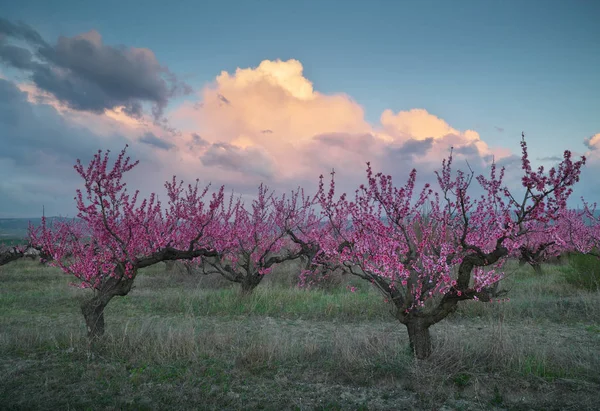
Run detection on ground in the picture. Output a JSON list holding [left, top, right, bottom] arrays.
[[0, 259, 599, 410]]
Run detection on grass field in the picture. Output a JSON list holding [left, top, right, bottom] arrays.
[[1, 259, 599, 410]]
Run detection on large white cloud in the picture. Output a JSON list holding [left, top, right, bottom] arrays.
[[167, 59, 515, 189], [2, 52, 590, 216]]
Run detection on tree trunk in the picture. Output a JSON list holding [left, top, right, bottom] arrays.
[[81, 295, 109, 340], [240, 274, 262, 295], [406, 319, 432, 360], [530, 261, 543, 275], [240, 279, 258, 294], [81, 271, 135, 340]]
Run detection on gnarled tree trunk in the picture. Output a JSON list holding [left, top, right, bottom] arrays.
[[406, 319, 432, 360], [530, 261, 543, 275], [394, 253, 507, 360], [81, 295, 109, 340], [81, 270, 135, 340], [240, 273, 262, 295]]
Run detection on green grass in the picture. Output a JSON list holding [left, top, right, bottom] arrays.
[[563, 253, 600, 291], [1, 259, 599, 410]]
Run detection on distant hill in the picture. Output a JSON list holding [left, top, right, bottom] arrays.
[[0, 217, 76, 240]]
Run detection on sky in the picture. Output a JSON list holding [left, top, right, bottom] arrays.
[[0, 0, 599, 218]]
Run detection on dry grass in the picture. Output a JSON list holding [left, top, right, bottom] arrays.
[[0, 259, 599, 410]]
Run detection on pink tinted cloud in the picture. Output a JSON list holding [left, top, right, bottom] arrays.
[[584, 133, 600, 151], [13, 58, 517, 197], [168, 59, 512, 188]]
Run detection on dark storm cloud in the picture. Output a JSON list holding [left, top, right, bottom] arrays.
[[384, 138, 434, 167], [0, 18, 48, 46], [121, 101, 144, 119], [397, 138, 434, 156], [0, 43, 35, 69], [0, 77, 136, 216], [0, 18, 190, 121], [313, 132, 378, 154], [191, 133, 209, 147], [453, 143, 479, 157], [0, 78, 109, 164], [139, 132, 175, 151], [200, 142, 274, 178]]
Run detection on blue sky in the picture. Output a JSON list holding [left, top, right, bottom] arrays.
[[0, 0, 599, 217]]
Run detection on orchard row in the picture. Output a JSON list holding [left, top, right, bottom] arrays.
[[4, 136, 596, 359]]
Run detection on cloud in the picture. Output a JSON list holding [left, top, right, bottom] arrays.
[[1, 56, 548, 216], [379, 108, 489, 154], [495, 155, 521, 168], [577, 132, 600, 202], [0, 78, 120, 165], [200, 142, 274, 178], [0, 77, 142, 216], [584, 133, 600, 150], [537, 156, 562, 162], [0, 18, 189, 122], [397, 137, 434, 157], [313, 132, 379, 154], [0, 76, 188, 219], [167, 59, 513, 190], [188, 59, 371, 143], [453, 142, 480, 157], [139, 132, 175, 151], [191, 133, 209, 147], [169, 58, 374, 181], [0, 43, 35, 69], [377, 109, 505, 171], [0, 18, 47, 47], [302, 132, 387, 176], [380, 108, 462, 141]]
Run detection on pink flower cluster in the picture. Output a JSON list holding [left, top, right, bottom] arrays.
[[314, 138, 587, 314], [29, 146, 231, 289], [28, 137, 591, 309]]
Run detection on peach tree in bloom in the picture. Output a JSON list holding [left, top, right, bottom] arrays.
[[200, 184, 316, 294], [580, 201, 600, 257], [30, 147, 232, 339], [315, 136, 586, 359], [515, 208, 592, 273], [288, 204, 350, 290]]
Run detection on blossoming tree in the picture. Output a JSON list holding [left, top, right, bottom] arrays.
[[581, 202, 600, 256], [200, 185, 316, 294], [315, 136, 586, 359], [516, 209, 592, 273], [285, 201, 350, 289], [30, 147, 232, 339]]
